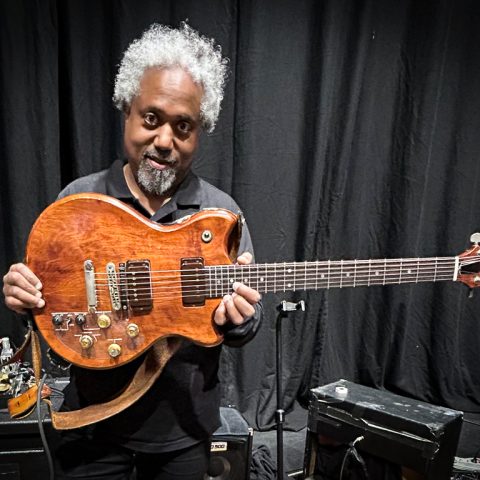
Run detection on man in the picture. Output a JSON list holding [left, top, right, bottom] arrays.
[[2, 23, 262, 479]]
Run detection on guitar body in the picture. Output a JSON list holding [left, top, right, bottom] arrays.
[[26, 193, 241, 369]]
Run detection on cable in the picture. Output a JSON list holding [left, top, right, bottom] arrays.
[[37, 373, 55, 480], [339, 436, 368, 480], [464, 418, 480, 428]]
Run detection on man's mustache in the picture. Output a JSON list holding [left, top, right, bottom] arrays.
[[143, 151, 176, 165]]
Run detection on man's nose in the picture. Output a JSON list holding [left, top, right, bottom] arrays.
[[153, 124, 174, 151]]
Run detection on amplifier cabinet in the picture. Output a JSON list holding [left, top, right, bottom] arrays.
[[205, 407, 253, 480], [0, 377, 67, 479], [304, 380, 463, 480]]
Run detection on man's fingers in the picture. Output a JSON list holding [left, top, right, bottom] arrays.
[[232, 282, 261, 303], [3, 263, 44, 313], [4, 271, 39, 297], [4, 264, 42, 293], [231, 293, 256, 319], [14, 263, 43, 290], [236, 252, 253, 265], [214, 300, 227, 326], [222, 294, 244, 325], [5, 285, 44, 309]]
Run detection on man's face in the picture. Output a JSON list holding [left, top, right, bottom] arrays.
[[124, 67, 203, 197]]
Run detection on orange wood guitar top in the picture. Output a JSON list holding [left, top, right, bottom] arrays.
[[26, 193, 240, 369]]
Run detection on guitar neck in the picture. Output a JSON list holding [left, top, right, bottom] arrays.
[[206, 256, 459, 297]]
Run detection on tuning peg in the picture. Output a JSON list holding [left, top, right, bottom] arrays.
[[470, 233, 480, 244], [468, 288, 474, 299]]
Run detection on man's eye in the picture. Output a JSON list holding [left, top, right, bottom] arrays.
[[177, 121, 192, 133], [144, 113, 158, 127]]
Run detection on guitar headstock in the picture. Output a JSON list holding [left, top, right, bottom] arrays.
[[457, 233, 480, 288]]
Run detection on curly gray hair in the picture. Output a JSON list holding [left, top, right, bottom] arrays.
[[113, 23, 228, 132]]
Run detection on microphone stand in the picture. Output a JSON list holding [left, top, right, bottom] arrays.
[[275, 300, 306, 479]]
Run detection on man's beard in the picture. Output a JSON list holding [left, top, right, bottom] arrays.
[[136, 156, 180, 197]]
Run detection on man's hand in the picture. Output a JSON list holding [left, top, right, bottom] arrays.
[[3, 263, 44, 314], [213, 252, 261, 326]]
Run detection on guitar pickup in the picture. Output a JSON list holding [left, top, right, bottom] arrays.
[[125, 260, 152, 314], [181, 258, 206, 306]]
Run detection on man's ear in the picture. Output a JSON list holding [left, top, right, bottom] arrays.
[[123, 105, 131, 120]]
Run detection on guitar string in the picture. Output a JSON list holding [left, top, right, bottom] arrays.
[[91, 262, 459, 289], [91, 272, 457, 301], [88, 258, 478, 286], [89, 274, 458, 303], [93, 263, 457, 286], [90, 260, 461, 284], [88, 256, 462, 277], [91, 260, 460, 292]]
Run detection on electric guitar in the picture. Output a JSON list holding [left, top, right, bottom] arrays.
[[25, 193, 480, 369]]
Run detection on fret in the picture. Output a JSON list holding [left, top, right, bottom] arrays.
[[368, 259, 372, 286], [213, 266, 218, 297], [340, 260, 343, 288], [219, 266, 224, 295], [402, 261, 417, 283], [208, 266, 212, 297], [353, 260, 357, 288], [209, 266, 213, 297], [382, 259, 386, 285], [304, 262, 307, 290], [218, 266, 225, 297], [399, 259, 403, 284], [215, 266, 220, 295], [317, 262, 325, 285], [416, 259, 420, 283], [345, 262, 352, 286], [315, 261, 318, 290], [377, 260, 382, 284], [433, 257, 438, 282], [282, 263, 285, 292], [327, 260, 331, 289], [262, 264, 267, 293], [274, 263, 277, 292], [224, 266, 228, 294], [224, 266, 229, 294]]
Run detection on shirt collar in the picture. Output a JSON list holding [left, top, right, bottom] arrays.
[[105, 159, 133, 200], [104, 159, 203, 220]]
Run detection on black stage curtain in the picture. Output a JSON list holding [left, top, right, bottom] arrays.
[[1, 0, 480, 431]]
